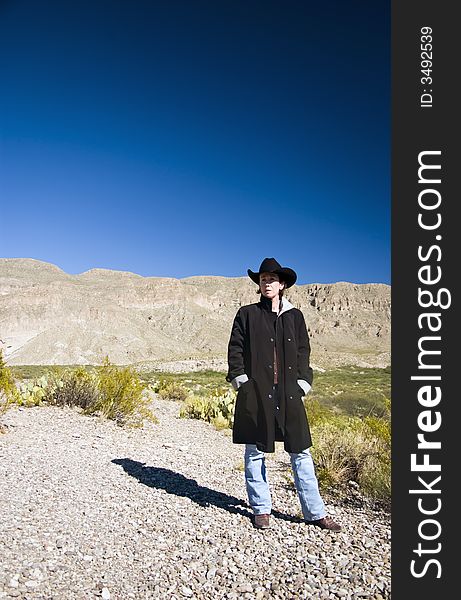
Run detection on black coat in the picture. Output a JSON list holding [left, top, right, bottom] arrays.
[[226, 297, 314, 453]]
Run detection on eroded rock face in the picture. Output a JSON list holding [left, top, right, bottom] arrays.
[[0, 259, 390, 369]]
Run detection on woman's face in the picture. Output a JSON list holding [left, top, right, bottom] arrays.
[[259, 272, 284, 299]]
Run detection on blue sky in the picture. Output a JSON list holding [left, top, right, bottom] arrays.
[[0, 0, 390, 284]]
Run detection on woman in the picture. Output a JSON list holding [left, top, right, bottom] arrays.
[[226, 257, 341, 531]]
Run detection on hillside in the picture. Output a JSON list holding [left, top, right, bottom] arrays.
[[0, 259, 390, 369]]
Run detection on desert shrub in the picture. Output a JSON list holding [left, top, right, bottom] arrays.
[[303, 373, 391, 503], [0, 350, 20, 413], [304, 398, 336, 427], [359, 454, 391, 500], [363, 397, 391, 445], [43, 368, 98, 409], [179, 388, 236, 430], [89, 357, 156, 426], [310, 409, 391, 502], [9, 357, 156, 427], [310, 419, 373, 485], [360, 398, 391, 499], [156, 379, 189, 402]]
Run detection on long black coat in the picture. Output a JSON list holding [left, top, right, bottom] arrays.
[[226, 297, 314, 453]]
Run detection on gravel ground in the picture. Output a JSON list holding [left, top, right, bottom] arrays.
[[0, 397, 390, 600]]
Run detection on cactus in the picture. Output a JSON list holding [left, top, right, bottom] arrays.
[[17, 376, 52, 406], [179, 388, 236, 429]]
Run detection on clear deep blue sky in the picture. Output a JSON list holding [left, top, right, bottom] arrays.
[[0, 0, 390, 284]]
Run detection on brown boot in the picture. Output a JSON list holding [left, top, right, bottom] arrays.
[[305, 516, 341, 532], [254, 514, 270, 529]]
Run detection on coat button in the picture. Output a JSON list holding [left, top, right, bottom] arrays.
[[268, 394, 272, 398], [270, 337, 274, 342], [288, 366, 292, 370], [287, 338, 292, 341], [289, 396, 293, 400], [268, 364, 272, 369]]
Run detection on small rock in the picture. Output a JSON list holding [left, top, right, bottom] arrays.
[[101, 587, 111, 599]]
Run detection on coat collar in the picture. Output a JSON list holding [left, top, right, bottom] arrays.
[[279, 296, 295, 315], [259, 295, 294, 316]]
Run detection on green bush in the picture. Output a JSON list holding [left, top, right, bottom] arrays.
[[0, 350, 20, 414], [360, 398, 391, 499], [43, 368, 98, 409], [311, 419, 377, 485], [302, 371, 391, 503], [156, 379, 189, 402], [6, 357, 157, 428], [310, 402, 391, 503], [305, 397, 336, 427], [89, 357, 156, 426], [363, 398, 391, 445]]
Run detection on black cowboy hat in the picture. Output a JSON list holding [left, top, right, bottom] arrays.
[[247, 257, 297, 288]]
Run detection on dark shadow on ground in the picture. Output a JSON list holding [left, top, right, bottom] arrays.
[[112, 458, 302, 523]]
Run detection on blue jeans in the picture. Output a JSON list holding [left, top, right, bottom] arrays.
[[244, 444, 326, 521]]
